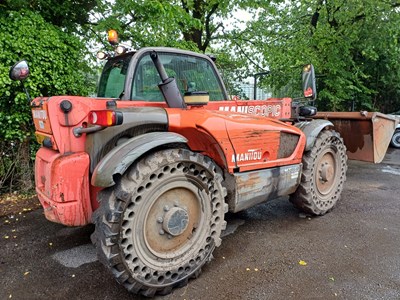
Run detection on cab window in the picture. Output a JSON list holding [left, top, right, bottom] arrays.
[[131, 53, 225, 101], [97, 55, 131, 98]]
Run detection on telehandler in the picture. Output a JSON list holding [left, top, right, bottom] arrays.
[[9, 31, 397, 296]]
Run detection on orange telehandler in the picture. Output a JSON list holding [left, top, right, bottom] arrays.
[[9, 31, 398, 296]]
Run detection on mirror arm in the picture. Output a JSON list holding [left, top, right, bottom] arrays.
[[20, 81, 31, 103]]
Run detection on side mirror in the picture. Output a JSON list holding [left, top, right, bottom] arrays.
[[9, 60, 31, 102], [302, 64, 316, 100], [9, 60, 30, 81]]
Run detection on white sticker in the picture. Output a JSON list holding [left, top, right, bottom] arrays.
[[33, 110, 47, 120]]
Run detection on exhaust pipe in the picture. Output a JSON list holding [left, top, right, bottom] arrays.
[[150, 51, 186, 109]]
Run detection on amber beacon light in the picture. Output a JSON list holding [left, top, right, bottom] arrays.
[[108, 29, 119, 45]]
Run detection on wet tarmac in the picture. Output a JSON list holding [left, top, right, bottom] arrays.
[[1, 148, 400, 299]]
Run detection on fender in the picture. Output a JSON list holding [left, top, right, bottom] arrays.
[[91, 132, 188, 187], [295, 119, 333, 151]]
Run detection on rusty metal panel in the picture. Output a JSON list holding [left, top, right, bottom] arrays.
[[313, 112, 398, 163], [232, 163, 302, 212]]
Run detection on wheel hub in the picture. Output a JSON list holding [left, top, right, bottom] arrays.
[[316, 151, 337, 195], [320, 163, 334, 182], [163, 207, 189, 236], [144, 186, 202, 256]]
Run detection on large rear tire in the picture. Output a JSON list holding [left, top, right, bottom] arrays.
[[290, 129, 347, 215], [91, 148, 227, 297], [390, 129, 400, 148]]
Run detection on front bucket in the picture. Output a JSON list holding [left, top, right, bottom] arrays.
[[313, 111, 398, 163]]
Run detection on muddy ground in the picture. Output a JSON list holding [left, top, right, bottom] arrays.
[[1, 148, 400, 300]]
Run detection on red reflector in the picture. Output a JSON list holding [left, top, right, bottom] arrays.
[[88, 110, 116, 126]]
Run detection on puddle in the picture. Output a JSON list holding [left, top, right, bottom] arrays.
[[381, 165, 400, 176]]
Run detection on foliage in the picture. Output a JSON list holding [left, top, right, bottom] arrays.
[[0, 9, 94, 192], [212, 46, 253, 98], [0, 9, 93, 140], [91, 0, 250, 52], [239, 0, 400, 112], [0, 0, 97, 32], [90, 0, 258, 97]]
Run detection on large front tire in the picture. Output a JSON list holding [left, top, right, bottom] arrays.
[[92, 149, 227, 297], [290, 129, 347, 215]]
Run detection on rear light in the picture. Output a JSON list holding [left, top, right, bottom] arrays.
[[88, 110, 123, 126]]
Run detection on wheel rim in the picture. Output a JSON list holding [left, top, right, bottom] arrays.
[[315, 148, 338, 197], [128, 177, 212, 271], [143, 182, 204, 259]]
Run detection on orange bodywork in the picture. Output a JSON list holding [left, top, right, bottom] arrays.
[[35, 148, 91, 226], [31, 95, 302, 226], [167, 106, 306, 173], [32, 96, 109, 225]]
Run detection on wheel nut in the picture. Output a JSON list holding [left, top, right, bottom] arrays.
[[163, 205, 170, 212], [157, 217, 163, 223], [159, 229, 165, 235]]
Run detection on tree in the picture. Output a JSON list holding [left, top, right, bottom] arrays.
[[0, 9, 94, 192], [90, 0, 259, 97], [238, 0, 400, 112], [0, 0, 97, 32], [91, 0, 254, 51]]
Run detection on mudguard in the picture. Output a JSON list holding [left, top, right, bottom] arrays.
[[295, 119, 334, 152], [91, 132, 188, 187]]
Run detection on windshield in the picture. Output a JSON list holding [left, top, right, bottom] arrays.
[[97, 54, 132, 98]]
